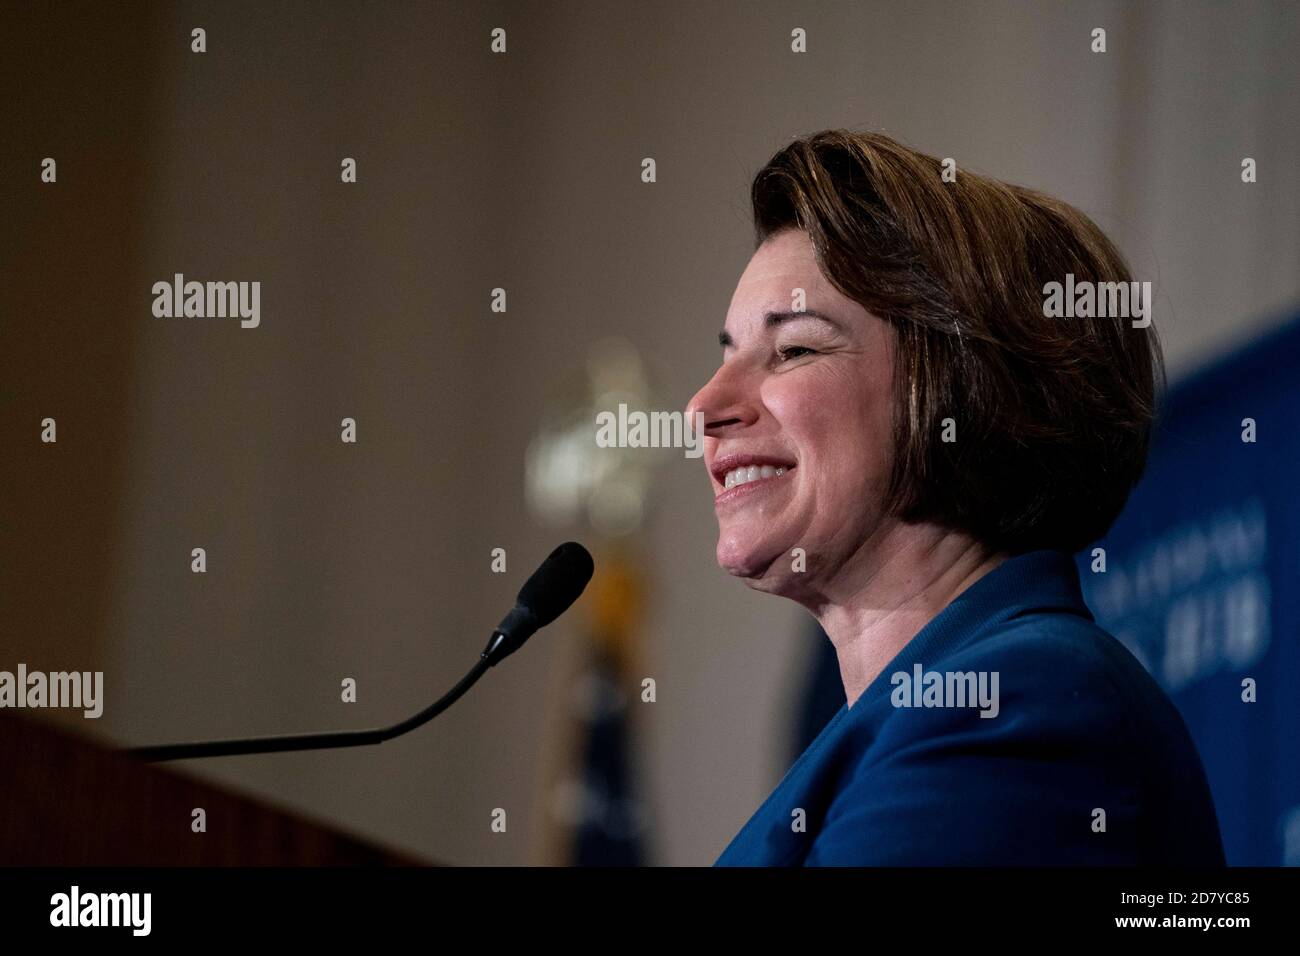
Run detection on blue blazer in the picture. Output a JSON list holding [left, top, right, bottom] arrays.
[[714, 549, 1225, 865]]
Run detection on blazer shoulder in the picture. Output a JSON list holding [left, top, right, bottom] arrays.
[[943, 611, 1150, 696], [924, 611, 1190, 749]]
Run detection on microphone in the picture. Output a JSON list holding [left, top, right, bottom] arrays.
[[122, 542, 594, 762], [482, 540, 595, 666]]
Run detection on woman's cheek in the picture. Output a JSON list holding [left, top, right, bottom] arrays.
[[763, 366, 848, 440]]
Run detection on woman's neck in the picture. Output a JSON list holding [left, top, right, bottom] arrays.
[[809, 525, 1008, 708]]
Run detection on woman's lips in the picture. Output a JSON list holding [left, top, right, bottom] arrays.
[[713, 465, 795, 506]]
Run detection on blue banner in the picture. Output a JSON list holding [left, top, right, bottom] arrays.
[[1077, 314, 1300, 865]]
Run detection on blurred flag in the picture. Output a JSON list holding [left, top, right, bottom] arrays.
[[550, 548, 651, 865]]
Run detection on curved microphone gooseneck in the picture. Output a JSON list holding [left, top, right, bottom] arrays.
[[121, 542, 594, 763]]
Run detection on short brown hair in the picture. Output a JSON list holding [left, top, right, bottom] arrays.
[[751, 129, 1165, 554]]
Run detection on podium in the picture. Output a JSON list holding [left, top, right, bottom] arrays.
[[0, 712, 424, 865]]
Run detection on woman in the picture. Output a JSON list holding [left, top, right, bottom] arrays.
[[687, 130, 1224, 865]]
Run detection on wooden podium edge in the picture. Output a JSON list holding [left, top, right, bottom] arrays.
[[0, 711, 431, 866]]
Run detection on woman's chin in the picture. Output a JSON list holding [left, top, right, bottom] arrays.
[[715, 535, 785, 583]]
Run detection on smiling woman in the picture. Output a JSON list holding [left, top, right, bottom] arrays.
[[688, 130, 1224, 866]]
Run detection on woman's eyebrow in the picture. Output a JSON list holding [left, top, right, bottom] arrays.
[[763, 308, 845, 331], [718, 309, 844, 348]]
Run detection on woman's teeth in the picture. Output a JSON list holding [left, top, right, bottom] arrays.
[[723, 465, 786, 489]]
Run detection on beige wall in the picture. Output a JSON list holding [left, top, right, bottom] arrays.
[[0, 3, 162, 728], [6, 1, 1297, 865]]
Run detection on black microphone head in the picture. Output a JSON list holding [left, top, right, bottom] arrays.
[[517, 541, 595, 629]]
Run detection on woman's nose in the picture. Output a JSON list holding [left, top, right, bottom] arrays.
[[686, 362, 760, 438]]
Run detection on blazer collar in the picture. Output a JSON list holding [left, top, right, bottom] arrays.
[[850, 549, 1092, 711]]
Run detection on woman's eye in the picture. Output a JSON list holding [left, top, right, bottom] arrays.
[[777, 345, 815, 362]]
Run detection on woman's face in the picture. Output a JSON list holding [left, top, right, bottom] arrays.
[[686, 229, 898, 599]]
